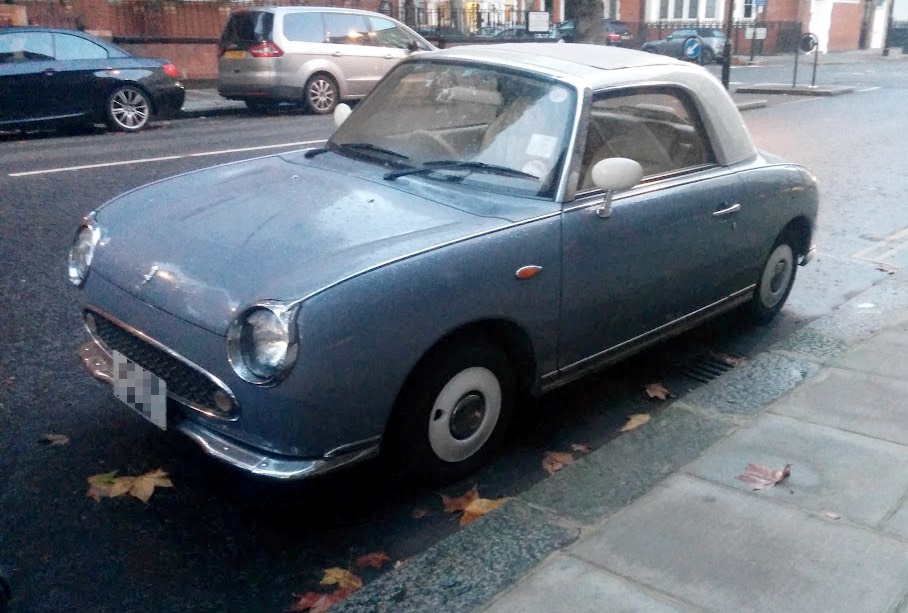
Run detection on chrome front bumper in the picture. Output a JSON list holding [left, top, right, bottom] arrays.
[[79, 340, 379, 480], [800, 244, 817, 266]]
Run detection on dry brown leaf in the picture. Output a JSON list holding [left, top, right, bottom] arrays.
[[85, 469, 172, 503], [291, 588, 356, 613], [355, 552, 391, 569], [459, 496, 510, 527], [320, 568, 363, 591], [440, 484, 479, 513], [712, 352, 747, 367], [736, 463, 792, 490], [410, 506, 430, 519], [542, 451, 574, 475], [571, 443, 591, 454], [39, 433, 70, 446], [645, 382, 672, 400], [620, 413, 651, 432]]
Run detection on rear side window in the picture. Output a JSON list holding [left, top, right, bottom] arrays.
[[53, 33, 109, 60], [323, 13, 369, 45], [0, 32, 54, 62], [368, 16, 426, 49], [283, 13, 325, 43], [221, 11, 274, 45]]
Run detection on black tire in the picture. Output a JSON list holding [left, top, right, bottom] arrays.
[[0, 570, 10, 611], [751, 231, 798, 324], [106, 85, 151, 132], [304, 74, 338, 115], [388, 339, 515, 484], [700, 46, 715, 64]]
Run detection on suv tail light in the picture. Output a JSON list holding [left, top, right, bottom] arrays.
[[162, 63, 179, 78], [607, 32, 620, 42], [248, 41, 284, 58]]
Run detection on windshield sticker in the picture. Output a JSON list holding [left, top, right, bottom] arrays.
[[526, 133, 558, 159], [548, 87, 569, 103]]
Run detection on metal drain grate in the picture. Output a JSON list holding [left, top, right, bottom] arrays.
[[670, 351, 745, 384]]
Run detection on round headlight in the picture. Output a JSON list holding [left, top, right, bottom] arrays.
[[68, 225, 100, 287], [228, 303, 299, 383]]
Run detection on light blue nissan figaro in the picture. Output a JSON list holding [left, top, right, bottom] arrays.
[[70, 43, 818, 484]]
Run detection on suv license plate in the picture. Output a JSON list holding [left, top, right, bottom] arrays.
[[224, 50, 246, 59], [112, 351, 167, 430]]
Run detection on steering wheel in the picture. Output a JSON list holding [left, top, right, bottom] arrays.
[[410, 130, 459, 159]]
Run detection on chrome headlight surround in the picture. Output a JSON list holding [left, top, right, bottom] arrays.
[[67, 220, 101, 288], [227, 301, 300, 386]]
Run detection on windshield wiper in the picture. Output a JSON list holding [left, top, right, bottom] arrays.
[[385, 160, 537, 181], [337, 142, 410, 160]]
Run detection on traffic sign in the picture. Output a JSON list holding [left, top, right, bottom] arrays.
[[683, 37, 701, 59]]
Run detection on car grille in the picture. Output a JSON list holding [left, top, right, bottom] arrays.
[[89, 311, 236, 417]]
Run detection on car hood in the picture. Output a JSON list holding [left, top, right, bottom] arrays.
[[91, 153, 513, 335]]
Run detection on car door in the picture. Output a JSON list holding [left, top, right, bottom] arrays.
[[366, 16, 429, 78], [558, 86, 755, 370], [318, 12, 378, 97], [49, 32, 113, 120], [0, 31, 55, 125]]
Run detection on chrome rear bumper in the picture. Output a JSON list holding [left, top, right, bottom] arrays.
[[79, 340, 379, 480]]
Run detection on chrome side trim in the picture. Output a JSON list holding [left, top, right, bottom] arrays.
[[83, 306, 240, 421], [541, 286, 755, 392], [800, 244, 817, 266], [176, 419, 381, 480]]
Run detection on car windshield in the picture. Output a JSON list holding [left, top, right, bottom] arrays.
[[329, 60, 577, 199]]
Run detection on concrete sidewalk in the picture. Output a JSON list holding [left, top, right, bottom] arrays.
[[332, 271, 908, 612]]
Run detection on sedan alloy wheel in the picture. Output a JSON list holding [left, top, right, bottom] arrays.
[[107, 86, 151, 132]]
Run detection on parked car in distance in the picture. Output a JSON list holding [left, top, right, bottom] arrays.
[[0, 26, 184, 133], [71, 43, 818, 486], [495, 26, 552, 39], [471, 25, 503, 38], [218, 6, 435, 115], [603, 19, 634, 46], [642, 28, 727, 63]]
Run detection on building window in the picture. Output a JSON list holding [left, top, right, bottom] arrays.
[[705, 0, 716, 18], [688, 0, 699, 18], [673, 0, 683, 18], [660, 0, 669, 18], [743, 0, 754, 18]]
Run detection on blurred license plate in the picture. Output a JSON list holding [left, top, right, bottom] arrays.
[[224, 50, 246, 59], [112, 351, 167, 430], [621, 34, 632, 40]]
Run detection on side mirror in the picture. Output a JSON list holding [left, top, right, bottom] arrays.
[[407, 40, 420, 52], [333, 103, 352, 128], [589, 157, 643, 219]]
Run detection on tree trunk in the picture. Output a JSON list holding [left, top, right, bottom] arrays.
[[571, 0, 604, 43]]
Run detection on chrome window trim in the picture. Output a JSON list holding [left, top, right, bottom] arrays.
[[84, 305, 241, 421]]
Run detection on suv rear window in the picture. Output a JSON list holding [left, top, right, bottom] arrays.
[[283, 12, 325, 43], [221, 11, 274, 46]]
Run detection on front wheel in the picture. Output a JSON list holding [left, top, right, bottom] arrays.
[[700, 47, 715, 64], [389, 339, 515, 484], [751, 234, 797, 324], [304, 74, 338, 115], [106, 86, 151, 132]]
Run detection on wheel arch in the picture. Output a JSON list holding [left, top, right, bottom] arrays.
[[781, 215, 813, 260]]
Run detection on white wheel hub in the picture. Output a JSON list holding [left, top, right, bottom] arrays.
[[759, 243, 794, 309], [428, 366, 501, 463]]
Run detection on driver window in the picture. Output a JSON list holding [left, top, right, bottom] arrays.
[[578, 87, 715, 192]]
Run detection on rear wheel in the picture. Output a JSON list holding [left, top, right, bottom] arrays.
[[388, 339, 515, 484], [751, 232, 797, 324], [106, 85, 151, 132], [304, 74, 338, 115]]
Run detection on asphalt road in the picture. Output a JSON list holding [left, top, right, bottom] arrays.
[[1, 58, 906, 612]]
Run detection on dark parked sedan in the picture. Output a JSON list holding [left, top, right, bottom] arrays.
[[0, 27, 185, 132]]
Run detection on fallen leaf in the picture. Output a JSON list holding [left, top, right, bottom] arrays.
[[822, 510, 841, 520], [542, 451, 574, 475], [291, 589, 356, 613], [620, 413, 651, 432], [571, 443, 591, 454], [320, 568, 363, 591], [711, 351, 747, 367], [39, 433, 70, 446], [410, 506, 430, 519], [645, 382, 672, 400], [355, 552, 391, 569], [735, 462, 792, 490], [439, 484, 478, 513], [85, 468, 172, 503], [459, 496, 510, 527]]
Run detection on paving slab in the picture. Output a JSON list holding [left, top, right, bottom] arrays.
[[884, 498, 908, 541], [521, 405, 737, 525], [832, 330, 908, 380], [770, 367, 908, 446], [482, 554, 697, 613], [684, 413, 908, 526], [571, 474, 908, 613]]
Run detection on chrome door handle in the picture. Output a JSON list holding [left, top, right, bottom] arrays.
[[712, 203, 741, 217]]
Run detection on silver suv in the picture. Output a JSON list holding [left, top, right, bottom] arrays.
[[217, 7, 434, 114]]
